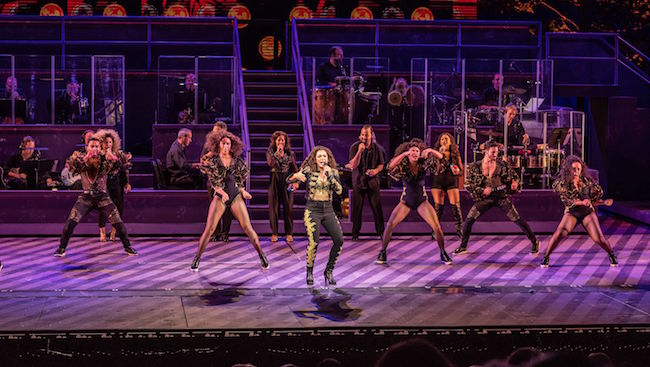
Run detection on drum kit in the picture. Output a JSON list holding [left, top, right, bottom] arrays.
[[313, 67, 384, 125]]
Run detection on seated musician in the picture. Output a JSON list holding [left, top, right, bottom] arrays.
[[494, 103, 530, 148], [2, 76, 25, 124], [481, 73, 509, 109], [316, 46, 346, 86], [4, 136, 53, 189]]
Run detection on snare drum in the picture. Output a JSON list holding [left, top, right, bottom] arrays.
[[313, 87, 335, 125]]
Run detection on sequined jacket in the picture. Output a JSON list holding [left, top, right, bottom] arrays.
[[388, 156, 436, 183], [200, 155, 248, 190], [67, 151, 114, 193], [266, 148, 298, 174], [288, 165, 342, 201], [107, 150, 132, 187], [465, 159, 520, 201], [552, 176, 603, 210], [431, 151, 462, 176]]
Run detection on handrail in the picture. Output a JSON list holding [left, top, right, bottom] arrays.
[[232, 18, 250, 192], [291, 19, 315, 156]]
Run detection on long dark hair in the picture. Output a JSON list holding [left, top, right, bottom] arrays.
[[204, 130, 244, 158], [557, 155, 589, 184], [269, 130, 293, 154], [301, 145, 337, 172], [395, 138, 427, 156], [433, 133, 460, 163]]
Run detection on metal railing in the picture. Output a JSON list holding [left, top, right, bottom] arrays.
[[291, 19, 315, 156], [233, 18, 251, 192], [617, 36, 650, 85]]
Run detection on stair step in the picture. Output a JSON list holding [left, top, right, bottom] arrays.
[[246, 95, 297, 108], [244, 83, 296, 95], [129, 173, 153, 189], [243, 71, 296, 83]]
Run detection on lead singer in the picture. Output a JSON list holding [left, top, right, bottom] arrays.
[[288, 146, 344, 286], [191, 130, 269, 271]]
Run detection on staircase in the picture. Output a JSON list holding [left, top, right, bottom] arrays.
[[243, 71, 306, 222]]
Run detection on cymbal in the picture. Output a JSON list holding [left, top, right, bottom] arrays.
[[432, 94, 457, 103], [478, 130, 504, 137], [502, 85, 526, 95]]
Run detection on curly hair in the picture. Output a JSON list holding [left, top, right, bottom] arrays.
[[269, 130, 293, 154], [301, 145, 337, 171], [557, 155, 588, 184], [204, 130, 244, 157], [96, 129, 122, 154], [433, 133, 460, 163], [395, 138, 427, 156]]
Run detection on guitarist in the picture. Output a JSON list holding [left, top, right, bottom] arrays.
[[454, 140, 540, 255]]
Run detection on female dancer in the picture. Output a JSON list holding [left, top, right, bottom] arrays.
[[96, 129, 131, 242], [288, 146, 343, 286], [191, 130, 269, 271], [376, 138, 452, 265], [541, 156, 617, 267], [267, 131, 298, 245], [430, 133, 464, 239]]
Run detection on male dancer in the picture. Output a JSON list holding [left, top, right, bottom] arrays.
[[454, 140, 539, 255], [54, 137, 137, 257]]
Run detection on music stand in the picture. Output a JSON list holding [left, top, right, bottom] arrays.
[[548, 127, 569, 150], [20, 159, 55, 189]]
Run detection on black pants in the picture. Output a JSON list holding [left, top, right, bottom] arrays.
[[208, 186, 232, 237], [304, 201, 344, 270], [351, 179, 384, 237], [98, 176, 124, 228], [461, 196, 537, 247], [268, 172, 294, 236], [60, 193, 131, 249]]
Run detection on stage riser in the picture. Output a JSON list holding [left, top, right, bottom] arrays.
[[0, 190, 568, 235]]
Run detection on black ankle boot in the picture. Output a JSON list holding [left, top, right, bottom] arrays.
[[324, 268, 336, 286], [306, 267, 314, 286]]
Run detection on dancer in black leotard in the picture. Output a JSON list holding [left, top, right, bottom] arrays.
[[430, 133, 464, 239], [191, 130, 268, 271], [376, 138, 452, 265], [541, 156, 617, 267]]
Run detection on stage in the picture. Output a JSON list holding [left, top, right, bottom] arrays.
[[0, 215, 648, 365]]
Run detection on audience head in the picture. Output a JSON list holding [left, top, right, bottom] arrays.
[[317, 358, 342, 367], [374, 339, 453, 367], [506, 347, 543, 366], [587, 352, 614, 367]]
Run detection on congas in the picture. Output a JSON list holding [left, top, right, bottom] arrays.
[[313, 86, 335, 125], [507, 155, 522, 168], [547, 149, 565, 172], [334, 87, 350, 124], [526, 154, 547, 169]]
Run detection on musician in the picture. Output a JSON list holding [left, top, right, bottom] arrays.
[[55, 80, 85, 124], [4, 136, 53, 189], [166, 128, 201, 189], [453, 140, 539, 255], [316, 46, 346, 86], [2, 76, 25, 123], [494, 103, 530, 147], [347, 125, 385, 240], [174, 73, 205, 123], [541, 156, 617, 267], [482, 73, 507, 107], [4, 76, 22, 100]]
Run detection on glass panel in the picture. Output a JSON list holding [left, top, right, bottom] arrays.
[[94, 56, 125, 139], [157, 56, 196, 124], [350, 57, 390, 125], [55, 55, 92, 124], [0, 55, 15, 124], [197, 56, 234, 124], [14, 55, 54, 124], [462, 59, 502, 170]]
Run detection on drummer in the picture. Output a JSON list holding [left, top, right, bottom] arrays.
[[481, 73, 509, 108], [317, 46, 346, 86], [494, 103, 530, 149]]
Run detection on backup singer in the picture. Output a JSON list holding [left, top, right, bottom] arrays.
[[348, 125, 385, 240], [431, 133, 464, 239], [267, 131, 298, 245], [203, 121, 232, 242], [541, 156, 617, 267], [376, 138, 452, 266], [96, 129, 132, 242], [191, 131, 269, 271], [288, 146, 344, 286], [454, 140, 539, 255], [54, 137, 137, 257]]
